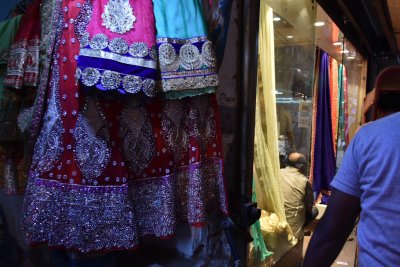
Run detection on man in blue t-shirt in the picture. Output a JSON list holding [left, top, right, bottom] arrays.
[[303, 112, 400, 266]]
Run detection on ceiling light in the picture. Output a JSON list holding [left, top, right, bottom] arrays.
[[286, 35, 294, 39], [273, 17, 281, 22], [333, 41, 342, 46], [314, 21, 325, 27], [340, 50, 350, 54], [347, 56, 356, 60]]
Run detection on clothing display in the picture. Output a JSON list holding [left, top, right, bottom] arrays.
[[76, 0, 219, 99], [0, 14, 27, 195], [5, 0, 228, 253]]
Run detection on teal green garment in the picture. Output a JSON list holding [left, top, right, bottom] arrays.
[[250, 181, 273, 261], [0, 15, 23, 141], [336, 64, 346, 168], [162, 87, 216, 100], [0, 15, 22, 65], [152, 0, 207, 38]]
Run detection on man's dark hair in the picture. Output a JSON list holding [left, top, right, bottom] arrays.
[[288, 152, 307, 176]]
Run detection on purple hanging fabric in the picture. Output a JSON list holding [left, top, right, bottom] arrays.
[[312, 50, 336, 195]]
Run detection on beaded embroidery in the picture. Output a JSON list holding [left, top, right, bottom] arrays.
[[31, 62, 64, 173], [119, 101, 155, 176], [74, 97, 111, 182], [101, 0, 136, 34]]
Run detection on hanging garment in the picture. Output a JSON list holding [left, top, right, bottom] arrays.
[[0, 14, 26, 195], [8, 0, 228, 253], [153, 0, 219, 99], [76, 0, 158, 96], [76, 0, 219, 99], [4, 0, 41, 90], [311, 50, 336, 195]]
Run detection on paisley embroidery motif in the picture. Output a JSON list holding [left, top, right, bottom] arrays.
[[32, 63, 64, 173], [101, 0, 136, 34], [74, 97, 111, 182], [160, 100, 189, 162], [119, 101, 155, 176]]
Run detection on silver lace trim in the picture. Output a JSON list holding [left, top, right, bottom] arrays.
[[119, 101, 155, 175], [73, 97, 111, 182], [101, 0, 136, 34], [79, 48, 156, 69], [158, 41, 217, 72], [77, 67, 156, 96], [157, 36, 209, 44], [162, 74, 219, 92]]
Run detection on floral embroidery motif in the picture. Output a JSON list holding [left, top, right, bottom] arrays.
[[74, 97, 111, 182], [101, 70, 121, 90], [109, 37, 129, 54], [129, 42, 148, 58], [77, 67, 156, 96], [90, 33, 108, 50], [80, 67, 100, 86], [101, 0, 136, 34], [86, 34, 154, 61], [157, 39, 217, 72]]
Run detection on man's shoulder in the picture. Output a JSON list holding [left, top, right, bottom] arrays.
[[359, 112, 400, 135], [280, 167, 308, 181]]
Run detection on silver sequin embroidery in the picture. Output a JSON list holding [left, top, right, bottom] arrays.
[[32, 62, 64, 173], [101, 0, 136, 34], [74, 97, 111, 181], [119, 101, 155, 176]]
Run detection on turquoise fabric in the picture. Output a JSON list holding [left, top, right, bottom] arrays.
[[250, 181, 273, 261], [153, 0, 207, 38]]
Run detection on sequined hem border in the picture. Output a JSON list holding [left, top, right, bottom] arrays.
[[23, 158, 228, 252], [157, 37, 219, 93]]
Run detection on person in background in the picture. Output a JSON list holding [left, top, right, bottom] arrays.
[[303, 112, 400, 266], [280, 152, 318, 241]]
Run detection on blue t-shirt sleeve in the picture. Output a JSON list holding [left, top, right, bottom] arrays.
[[331, 133, 362, 198]]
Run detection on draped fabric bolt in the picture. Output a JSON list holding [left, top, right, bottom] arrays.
[[336, 64, 346, 168], [311, 50, 336, 195], [329, 57, 339, 154], [252, 1, 294, 256]]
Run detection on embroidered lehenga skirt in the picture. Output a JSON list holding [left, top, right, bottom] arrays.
[[7, 0, 228, 252]]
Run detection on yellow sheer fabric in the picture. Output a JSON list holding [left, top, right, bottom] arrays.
[[254, 1, 294, 247]]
